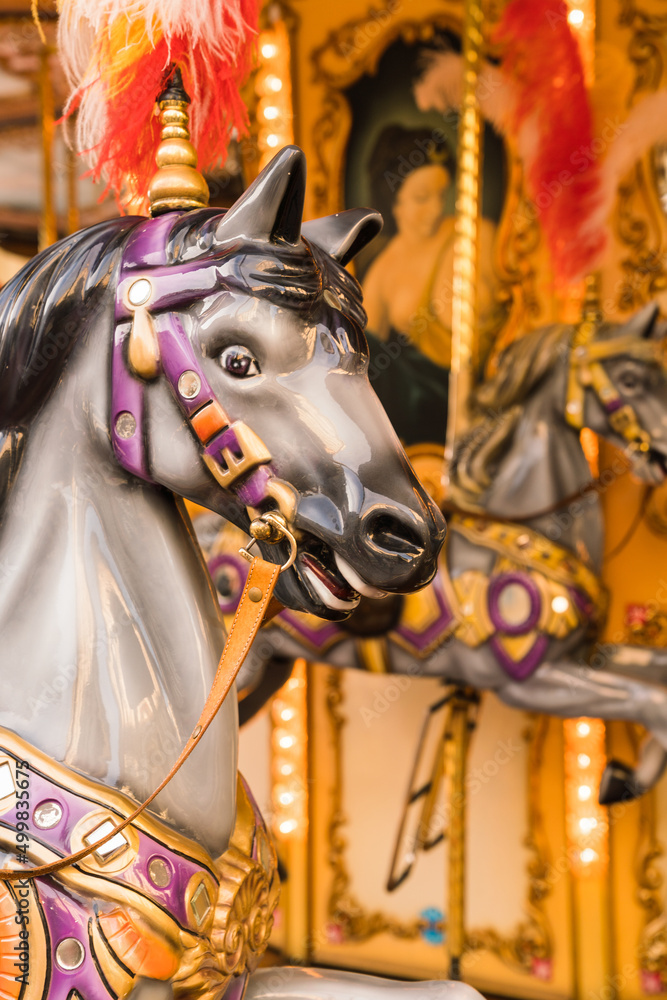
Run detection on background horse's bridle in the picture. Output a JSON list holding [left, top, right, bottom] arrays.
[[565, 312, 666, 460]]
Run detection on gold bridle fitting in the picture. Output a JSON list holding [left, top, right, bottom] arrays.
[[240, 512, 298, 573], [565, 277, 665, 458]]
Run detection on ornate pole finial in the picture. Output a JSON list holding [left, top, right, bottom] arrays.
[[572, 272, 602, 350], [148, 67, 209, 216], [581, 272, 602, 327]]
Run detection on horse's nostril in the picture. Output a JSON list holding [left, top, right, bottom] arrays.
[[363, 512, 424, 558]]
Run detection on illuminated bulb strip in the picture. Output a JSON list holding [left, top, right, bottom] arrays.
[[271, 658, 308, 839], [564, 718, 608, 877], [564, 0, 595, 85], [256, 20, 295, 170]]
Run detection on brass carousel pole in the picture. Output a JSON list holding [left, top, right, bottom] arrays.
[[38, 47, 58, 250], [444, 0, 483, 461], [443, 0, 484, 982], [446, 689, 477, 980]]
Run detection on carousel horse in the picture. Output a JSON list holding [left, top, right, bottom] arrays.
[[0, 145, 465, 1000], [208, 306, 667, 806]]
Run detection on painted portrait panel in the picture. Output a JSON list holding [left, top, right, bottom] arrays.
[[343, 30, 507, 449]]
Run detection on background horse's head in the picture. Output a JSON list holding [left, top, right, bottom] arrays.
[[449, 304, 667, 519], [0, 146, 445, 620]]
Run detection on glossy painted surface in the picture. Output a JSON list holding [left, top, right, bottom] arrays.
[[0, 146, 455, 999], [246, 968, 484, 1000]]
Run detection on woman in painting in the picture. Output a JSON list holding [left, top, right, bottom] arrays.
[[363, 125, 499, 447]]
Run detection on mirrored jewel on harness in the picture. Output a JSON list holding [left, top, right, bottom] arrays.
[[55, 937, 85, 971], [497, 582, 532, 628], [0, 763, 14, 800], [178, 370, 202, 399], [83, 818, 129, 863], [148, 855, 173, 888], [190, 880, 212, 926], [33, 800, 63, 830], [127, 278, 152, 307], [115, 412, 137, 440]]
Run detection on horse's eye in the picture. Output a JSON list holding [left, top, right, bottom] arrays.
[[620, 372, 641, 392], [220, 346, 261, 378]]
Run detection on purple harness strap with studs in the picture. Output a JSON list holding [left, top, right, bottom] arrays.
[[110, 214, 273, 506]]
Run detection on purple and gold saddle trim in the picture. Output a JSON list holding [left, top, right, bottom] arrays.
[[271, 515, 607, 683], [0, 729, 279, 1000]]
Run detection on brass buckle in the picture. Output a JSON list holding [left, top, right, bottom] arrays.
[[203, 421, 272, 490], [240, 512, 298, 573]]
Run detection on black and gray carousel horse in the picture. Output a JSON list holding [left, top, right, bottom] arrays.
[[210, 306, 667, 806], [0, 146, 474, 1000]]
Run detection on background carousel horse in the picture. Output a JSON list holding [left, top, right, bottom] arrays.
[[203, 305, 667, 806], [0, 146, 468, 1000]]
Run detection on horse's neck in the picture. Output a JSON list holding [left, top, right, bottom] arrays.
[[0, 338, 236, 856], [484, 391, 604, 571]]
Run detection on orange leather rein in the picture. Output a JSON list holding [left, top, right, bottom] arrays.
[[0, 555, 281, 882]]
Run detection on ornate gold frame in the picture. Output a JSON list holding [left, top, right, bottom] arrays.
[[636, 784, 667, 983], [323, 669, 553, 976], [613, 0, 667, 312], [308, 1, 543, 352], [618, 0, 667, 972]]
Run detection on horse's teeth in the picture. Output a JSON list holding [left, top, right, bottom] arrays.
[[303, 566, 361, 612], [334, 554, 388, 599]]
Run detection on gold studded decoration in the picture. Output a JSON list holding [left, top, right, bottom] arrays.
[[149, 67, 210, 216]]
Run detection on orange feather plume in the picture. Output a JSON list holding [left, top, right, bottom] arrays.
[[57, 0, 259, 210]]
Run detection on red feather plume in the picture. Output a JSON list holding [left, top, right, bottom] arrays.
[[492, 0, 604, 285], [58, 0, 259, 210]]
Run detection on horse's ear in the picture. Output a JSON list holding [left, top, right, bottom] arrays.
[[302, 208, 383, 265], [215, 145, 305, 246], [628, 302, 661, 338]]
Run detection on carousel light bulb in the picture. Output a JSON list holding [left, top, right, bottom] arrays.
[[266, 75, 283, 93], [263, 106, 280, 120], [578, 784, 592, 801], [280, 708, 295, 721], [280, 763, 293, 776], [279, 791, 294, 805], [262, 42, 278, 58], [577, 721, 591, 736], [578, 753, 591, 767], [579, 816, 597, 834], [580, 847, 598, 864], [279, 735, 295, 749], [551, 595, 570, 614], [568, 8, 585, 25], [266, 134, 280, 148], [279, 818, 298, 835]]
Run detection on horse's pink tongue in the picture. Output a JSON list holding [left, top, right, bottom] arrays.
[[301, 554, 356, 600]]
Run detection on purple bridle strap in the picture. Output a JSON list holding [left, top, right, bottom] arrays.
[[111, 321, 151, 481], [110, 214, 274, 503]]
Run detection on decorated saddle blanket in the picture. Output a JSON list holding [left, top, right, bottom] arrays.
[[273, 514, 608, 682], [0, 729, 279, 1000]]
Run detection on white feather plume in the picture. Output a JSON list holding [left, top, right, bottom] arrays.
[[57, 0, 252, 84], [415, 50, 667, 272]]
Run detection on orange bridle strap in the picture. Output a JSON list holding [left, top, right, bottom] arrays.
[[0, 555, 281, 882]]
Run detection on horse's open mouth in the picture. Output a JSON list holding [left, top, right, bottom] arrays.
[[296, 538, 388, 613]]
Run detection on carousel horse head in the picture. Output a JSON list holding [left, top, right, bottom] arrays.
[[0, 146, 445, 619]]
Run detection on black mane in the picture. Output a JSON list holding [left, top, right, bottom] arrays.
[[0, 217, 137, 428], [166, 208, 368, 332], [0, 209, 368, 433]]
